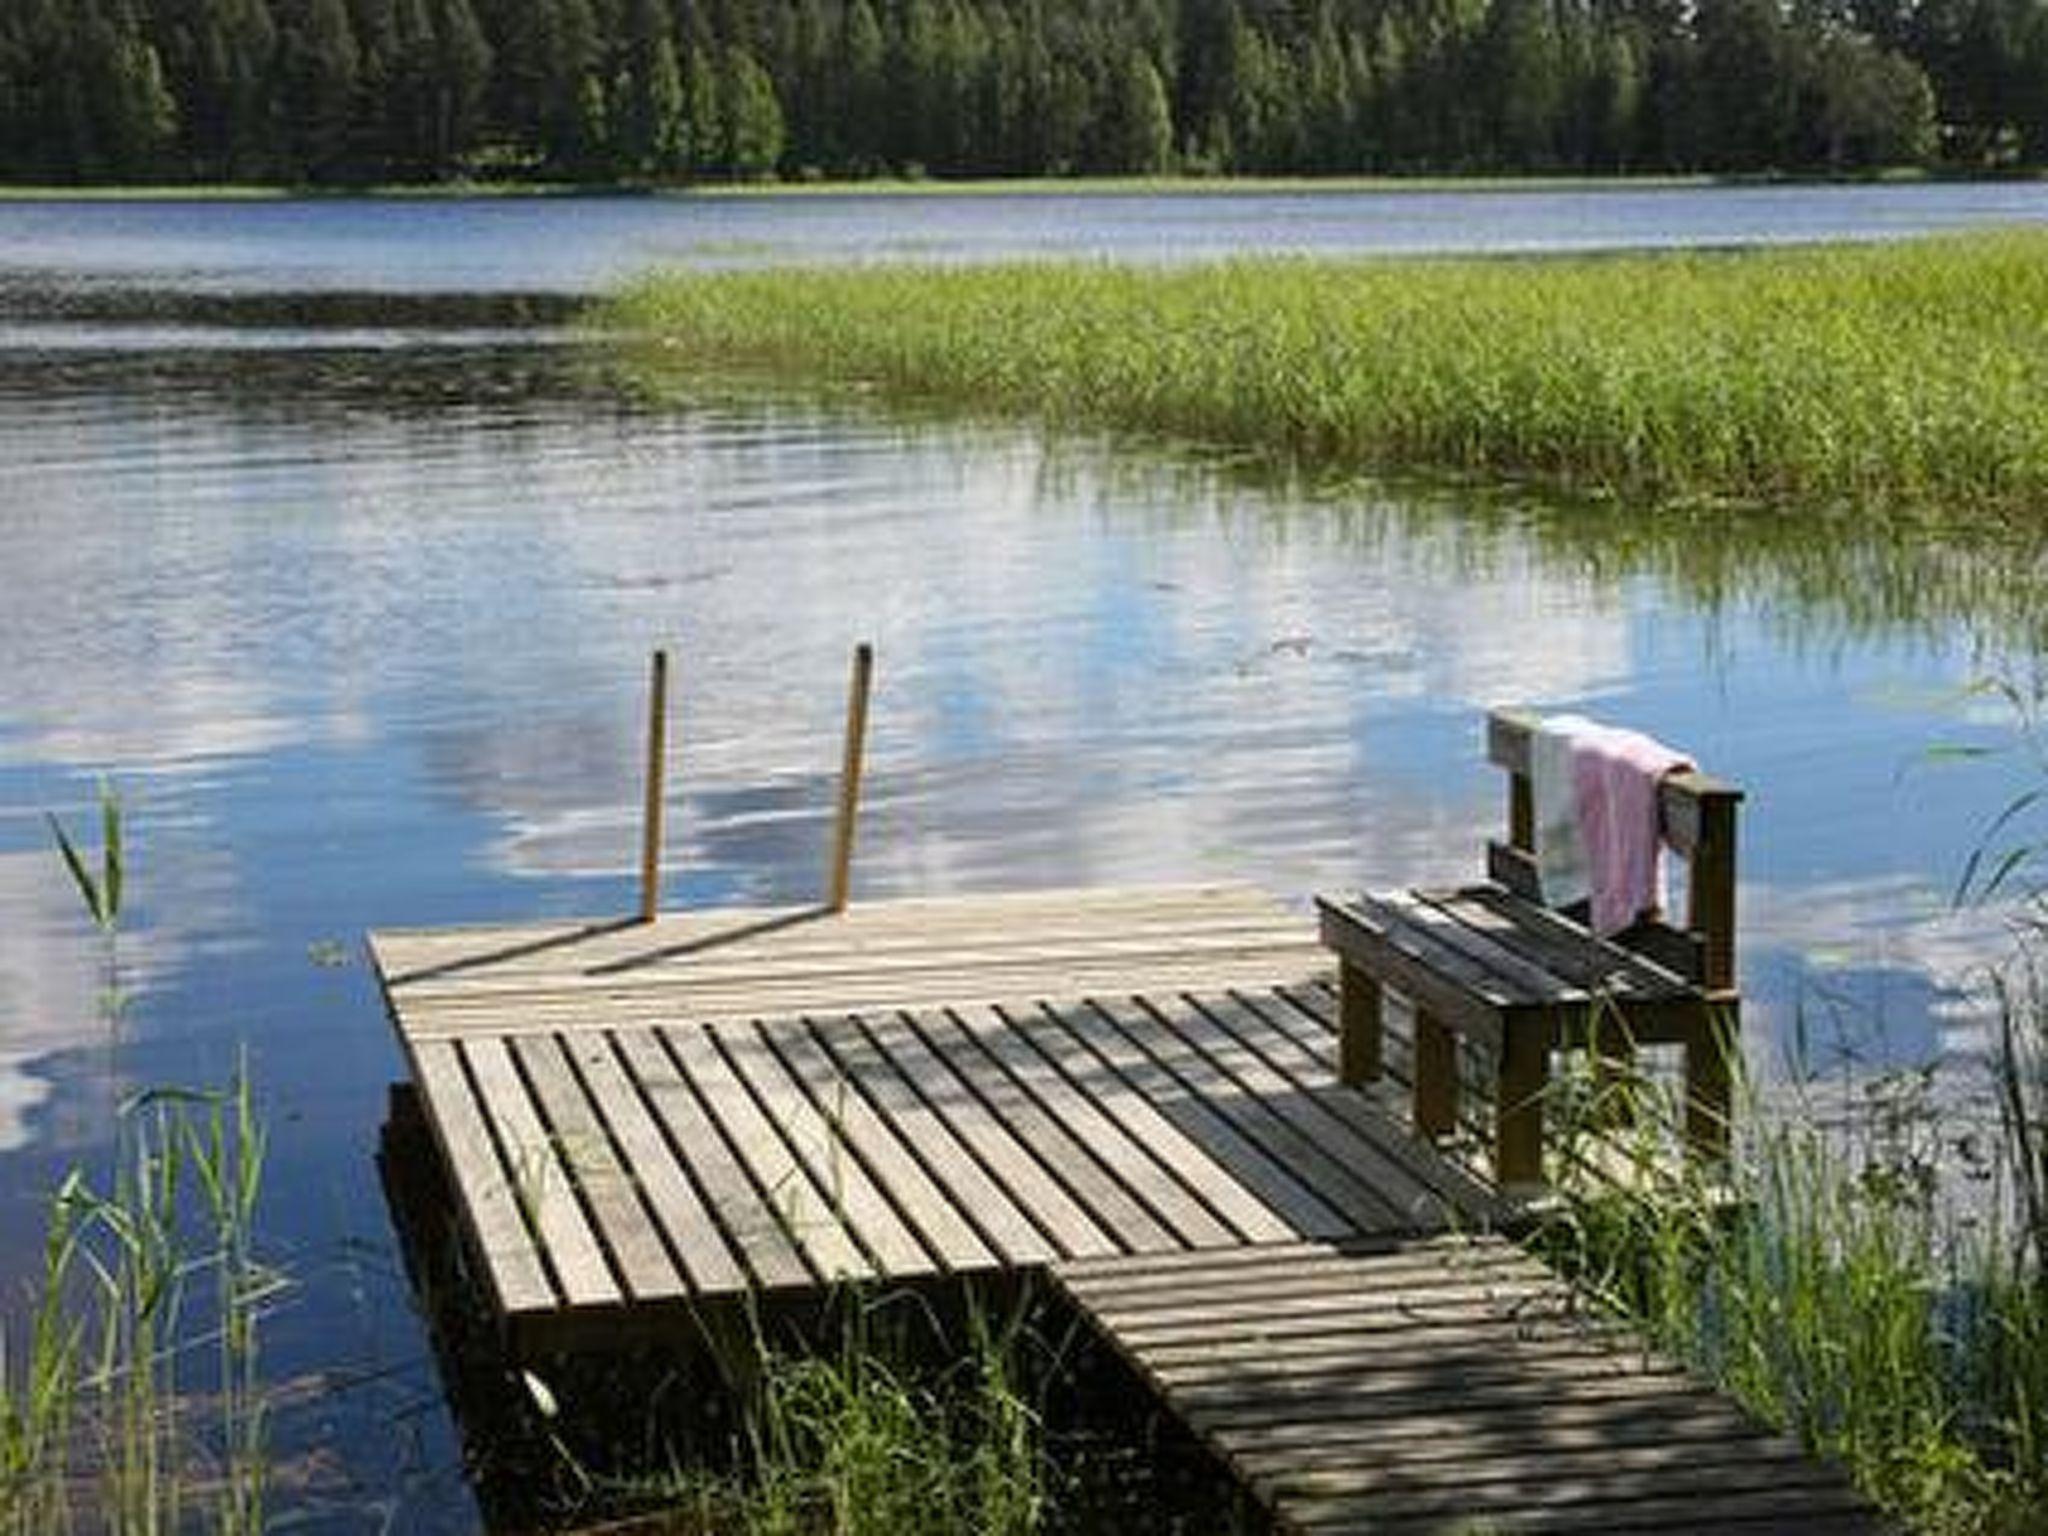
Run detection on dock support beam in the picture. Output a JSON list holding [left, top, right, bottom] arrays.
[[827, 643, 874, 912], [639, 648, 670, 922]]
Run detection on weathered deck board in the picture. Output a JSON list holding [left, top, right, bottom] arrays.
[[1055, 1236, 1882, 1535], [373, 885, 1487, 1337], [377, 883, 1876, 1532]]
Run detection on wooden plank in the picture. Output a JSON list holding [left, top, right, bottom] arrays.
[[1157, 1345, 1676, 1397], [802, 1013, 1058, 1267], [510, 1034, 687, 1302], [905, 1007, 1182, 1254], [460, 1037, 621, 1310], [1091, 1292, 1583, 1350], [375, 883, 1296, 979], [562, 1032, 751, 1296], [393, 954, 1330, 1040], [1087, 997, 1412, 1234], [660, 1025, 876, 1283], [1184, 1367, 1711, 1427], [1208, 1392, 1790, 1453], [1450, 885, 1691, 998], [1204, 999, 1499, 1228], [1053, 1234, 1546, 1293], [1391, 888, 1588, 1002], [947, 1003, 1250, 1247], [611, 1027, 813, 1291], [388, 927, 1323, 1008], [1164, 994, 1455, 1229], [1140, 1322, 1635, 1376], [1236, 1425, 1814, 1483], [855, 1011, 1121, 1261], [1051, 1000, 1360, 1243], [765, 1020, 1000, 1275], [1315, 897, 1511, 1037], [407, 1039, 556, 1316], [1275, 1457, 1861, 1529], [715, 1020, 935, 1278], [1211, 989, 1501, 1219], [1062, 1252, 1560, 1315], [1012, 1002, 1301, 1245], [1084, 1277, 1575, 1339]]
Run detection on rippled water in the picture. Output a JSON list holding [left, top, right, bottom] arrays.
[[1, 192, 2044, 1529], [3, 180, 2046, 292]]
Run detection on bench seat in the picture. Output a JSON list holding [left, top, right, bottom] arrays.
[[1315, 710, 1743, 1194]]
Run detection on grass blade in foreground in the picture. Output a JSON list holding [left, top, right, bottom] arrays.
[[607, 232, 2048, 516]]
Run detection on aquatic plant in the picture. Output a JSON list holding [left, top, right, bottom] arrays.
[[529, 1296, 1051, 1536], [1537, 1041, 2048, 1533], [607, 231, 2048, 517], [47, 781, 126, 1023], [0, 1071, 280, 1535]]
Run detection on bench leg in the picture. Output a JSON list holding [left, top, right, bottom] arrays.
[[1496, 1023, 1548, 1190], [1684, 1005, 1737, 1166], [1338, 962, 1383, 1085], [1413, 1008, 1457, 1139]]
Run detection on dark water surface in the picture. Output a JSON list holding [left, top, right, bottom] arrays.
[[1, 190, 2045, 1529]]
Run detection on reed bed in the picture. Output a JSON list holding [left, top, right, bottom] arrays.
[[607, 231, 2048, 515]]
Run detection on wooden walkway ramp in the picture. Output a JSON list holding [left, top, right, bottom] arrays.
[[371, 882, 1876, 1531], [1057, 1236, 1879, 1533]]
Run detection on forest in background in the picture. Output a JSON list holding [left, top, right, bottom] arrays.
[[1, 0, 2043, 186]]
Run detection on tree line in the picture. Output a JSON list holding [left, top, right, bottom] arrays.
[[2, 0, 2044, 185]]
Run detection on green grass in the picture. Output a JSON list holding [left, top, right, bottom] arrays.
[[527, 1300, 1051, 1536], [606, 231, 2048, 516], [1538, 1026, 2048, 1534], [0, 1073, 278, 1535]]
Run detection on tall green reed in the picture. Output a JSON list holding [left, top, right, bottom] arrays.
[[1539, 1028, 2046, 1532], [0, 1073, 278, 1535], [47, 780, 126, 1025], [606, 231, 2048, 518], [1, 786, 279, 1533], [536, 1294, 1049, 1536]]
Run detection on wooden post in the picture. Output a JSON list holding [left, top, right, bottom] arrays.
[[1690, 791, 1740, 992], [1413, 1008, 1459, 1140], [639, 649, 669, 923], [826, 643, 874, 913], [1496, 1017, 1550, 1190], [1338, 963, 1383, 1085]]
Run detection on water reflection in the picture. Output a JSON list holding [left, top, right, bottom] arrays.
[[0, 319, 2042, 1528]]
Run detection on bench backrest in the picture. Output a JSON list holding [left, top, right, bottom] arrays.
[[1485, 708, 1743, 992]]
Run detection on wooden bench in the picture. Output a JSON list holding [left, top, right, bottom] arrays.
[[1317, 708, 1742, 1191]]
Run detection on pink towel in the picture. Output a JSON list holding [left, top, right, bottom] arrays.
[[1569, 725, 1692, 935]]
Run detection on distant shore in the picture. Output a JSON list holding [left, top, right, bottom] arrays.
[[2, 169, 2021, 203]]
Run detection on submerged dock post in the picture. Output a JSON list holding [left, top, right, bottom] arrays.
[[639, 648, 670, 922], [827, 643, 873, 912]]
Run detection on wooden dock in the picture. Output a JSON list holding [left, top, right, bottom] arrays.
[[372, 882, 1877, 1531]]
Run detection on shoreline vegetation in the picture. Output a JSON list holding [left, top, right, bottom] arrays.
[[606, 229, 2048, 517], [8, 0, 2046, 190]]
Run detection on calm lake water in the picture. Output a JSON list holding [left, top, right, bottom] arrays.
[[2, 186, 2046, 1529]]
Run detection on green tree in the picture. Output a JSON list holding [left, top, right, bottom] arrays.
[[618, 0, 686, 173], [1694, 0, 1797, 166], [276, 0, 361, 180], [1108, 48, 1174, 170], [720, 43, 784, 175], [1482, 0, 1565, 166]]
